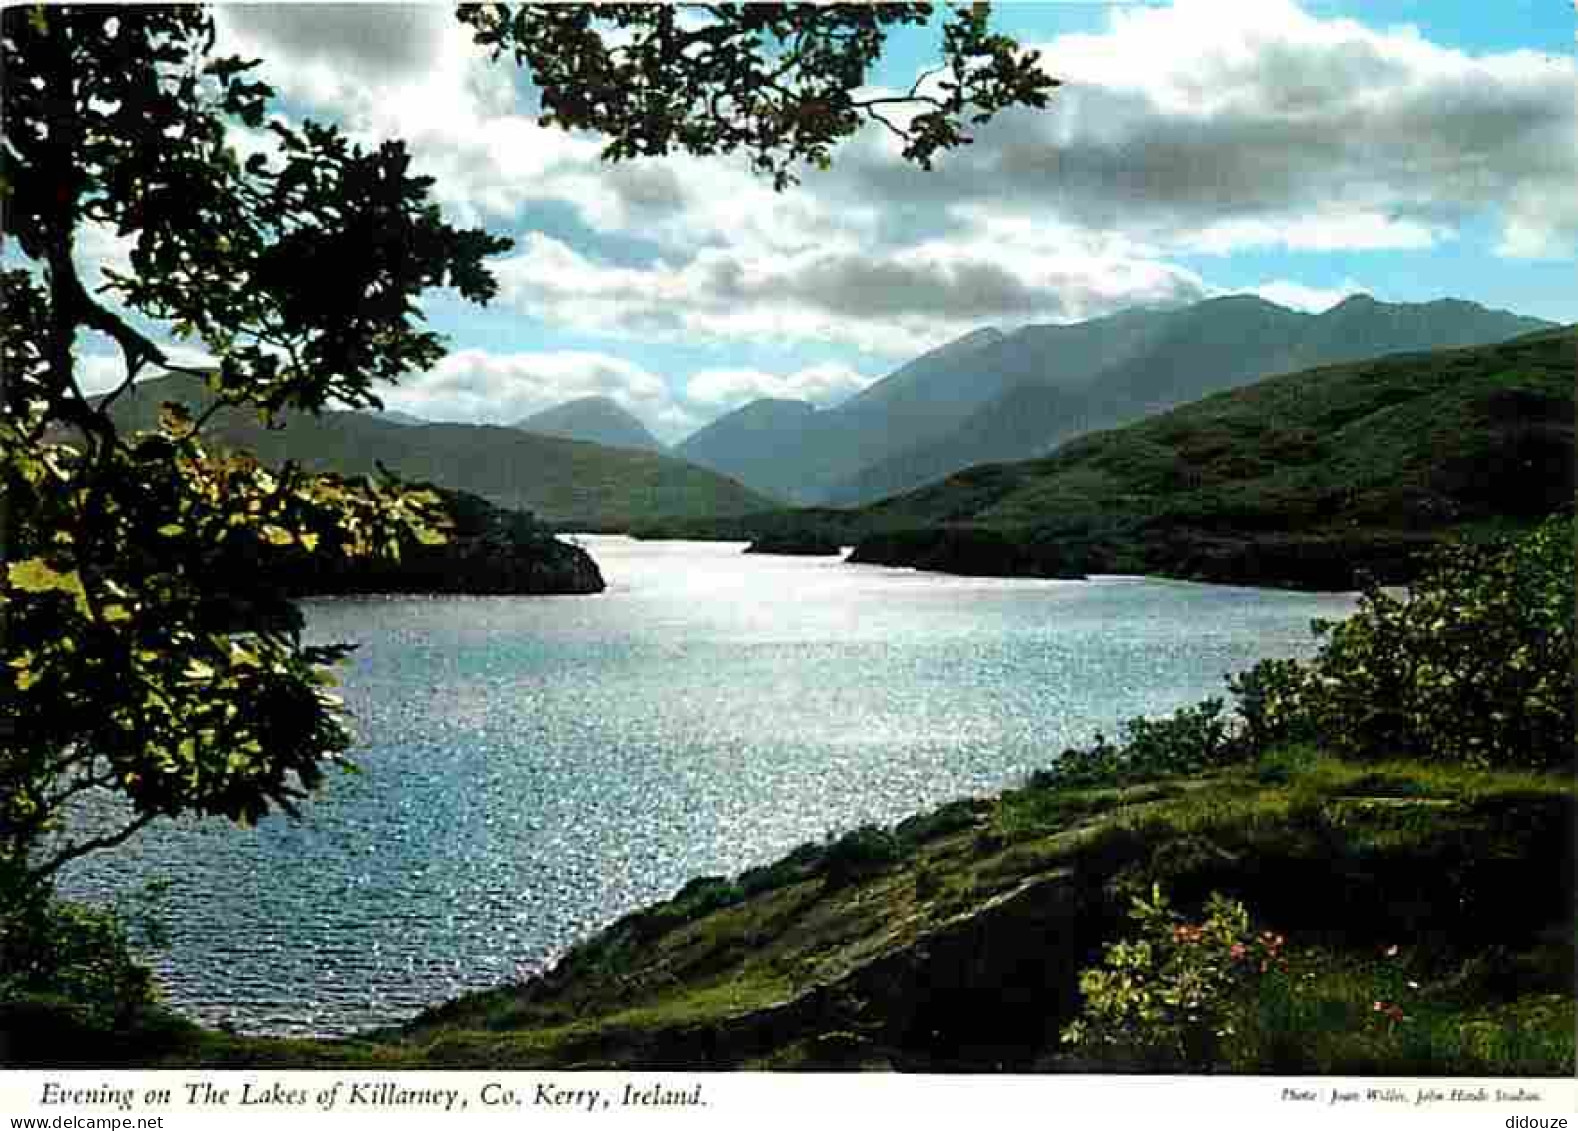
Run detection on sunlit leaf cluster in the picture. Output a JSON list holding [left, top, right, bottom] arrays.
[[1, 375, 454, 886], [0, 5, 499, 899]]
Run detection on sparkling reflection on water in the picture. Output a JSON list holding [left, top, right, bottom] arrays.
[[60, 537, 1359, 1036]]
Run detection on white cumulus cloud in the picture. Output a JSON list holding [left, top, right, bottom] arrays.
[[1244, 279, 1368, 313]]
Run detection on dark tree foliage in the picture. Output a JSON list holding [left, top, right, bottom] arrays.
[[0, 5, 510, 899], [459, 3, 1058, 187]]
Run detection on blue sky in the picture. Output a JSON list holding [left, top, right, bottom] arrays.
[[77, 2, 1577, 441]]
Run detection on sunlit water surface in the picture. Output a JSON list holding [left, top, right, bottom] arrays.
[[61, 537, 1359, 1036]]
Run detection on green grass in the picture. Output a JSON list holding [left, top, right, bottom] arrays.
[[1229, 953, 1574, 1075]]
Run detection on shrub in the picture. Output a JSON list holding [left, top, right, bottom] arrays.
[[822, 825, 904, 889], [1226, 657, 1319, 756], [1318, 515, 1572, 768], [1034, 699, 1238, 790], [1118, 698, 1235, 775], [1225, 515, 1575, 769], [672, 876, 746, 918], [737, 841, 827, 898], [1030, 733, 1124, 790], [894, 800, 986, 847], [1061, 885, 1286, 1069], [0, 896, 159, 1032]]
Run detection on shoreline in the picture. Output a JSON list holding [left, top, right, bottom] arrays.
[[31, 753, 1573, 1073]]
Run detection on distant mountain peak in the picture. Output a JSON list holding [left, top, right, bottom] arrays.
[[515, 396, 665, 453], [536, 394, 624, 415], [1312, 294, 1554, 333], [679, 398, 817, 444], [1202, 293, 1292, 313], [927, 326, 1006, 362], [743, 396, 818, 413], [951, 326, 1007, 347], [365, 407, 432, 427]]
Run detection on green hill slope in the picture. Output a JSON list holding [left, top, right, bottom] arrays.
[[102, 374, 778, 529], [846, 327, 1574, 587]]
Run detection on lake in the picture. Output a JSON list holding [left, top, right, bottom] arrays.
[[60, 536, 1361, 1037]]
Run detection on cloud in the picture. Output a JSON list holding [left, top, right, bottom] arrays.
[[545, 155, 857, 257], [492, 231, 1209, 356], [381, 349, 693, 435], [1244, 279, 1367, 313], [840, 0, 1578, 258], [76, 342, 218, 396], [203, 4, 1232, 350], [219, 5, 449, 82], [71, 223, 138, 301], [1180, 213, 1442, 256], [214, 4, 597, 228], [58, 0, 1565, 403], [464, 0, 1572, 350], [373, 350, 892, 442]]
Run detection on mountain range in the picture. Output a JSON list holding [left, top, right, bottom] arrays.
[[92, 293, 1554, 536], [626, 324, 1574, 588], [100, 374, 776, 529], [671, 398, 819, 501], [847, 324, 1575, 587], [676, 294, 1551, 506], [676, 326, 1021, 502]]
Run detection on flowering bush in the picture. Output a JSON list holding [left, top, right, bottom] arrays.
[[1061, 886, 1286, 1067]]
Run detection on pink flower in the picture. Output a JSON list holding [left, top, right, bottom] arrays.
[[1372, 1000, 1406, 1026]]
